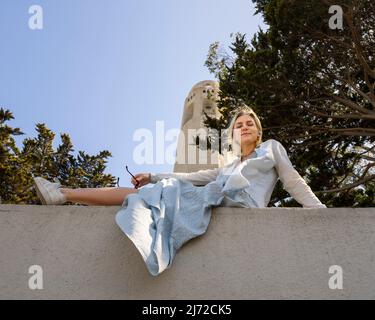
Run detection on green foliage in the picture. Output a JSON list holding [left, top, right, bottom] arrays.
[[204, 0, 375, 207], [0, 108, 117, 204]]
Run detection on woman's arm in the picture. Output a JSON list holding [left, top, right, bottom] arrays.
[[271, 139, 327, 208], [150, 167, 221, 186]]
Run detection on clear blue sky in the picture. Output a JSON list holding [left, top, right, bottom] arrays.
[[0, 0, 265, 186]]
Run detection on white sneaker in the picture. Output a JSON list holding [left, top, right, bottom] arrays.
[[33, 177, 67, 205]]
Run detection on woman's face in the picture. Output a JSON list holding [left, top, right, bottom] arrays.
[[232, 114, 259, 147]]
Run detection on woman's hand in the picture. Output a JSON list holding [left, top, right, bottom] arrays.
[[131, 173, 151, 189]]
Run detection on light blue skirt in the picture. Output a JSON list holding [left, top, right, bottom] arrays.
[[115, 176, 257, 276]]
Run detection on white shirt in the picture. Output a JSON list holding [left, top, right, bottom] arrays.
[[150, 139, 327, 208]]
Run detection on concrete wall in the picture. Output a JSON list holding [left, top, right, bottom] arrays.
[[0, 204, 374, 300]]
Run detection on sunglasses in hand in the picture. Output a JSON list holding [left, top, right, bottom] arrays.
[[125, 165, 140, 189]]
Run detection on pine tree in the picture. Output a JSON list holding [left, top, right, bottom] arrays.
[[204, 0, 375, 207], [0, 108, 117, 204]]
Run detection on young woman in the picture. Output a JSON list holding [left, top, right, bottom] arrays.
[[34, 105, 326, 275]]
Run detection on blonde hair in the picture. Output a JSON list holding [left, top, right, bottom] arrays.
[[226, 104, 263, 156]]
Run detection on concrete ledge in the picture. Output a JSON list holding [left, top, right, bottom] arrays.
[[0, 205, 374, 299]]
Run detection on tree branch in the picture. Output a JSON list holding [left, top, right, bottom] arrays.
[[316, 174, 375, 193]]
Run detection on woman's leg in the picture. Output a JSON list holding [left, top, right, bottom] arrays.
[[60, 187, 139, 206]]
